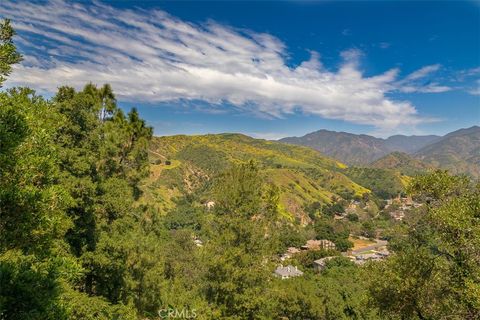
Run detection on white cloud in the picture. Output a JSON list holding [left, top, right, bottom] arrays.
[[0, 0, 444, 130], [395, 64, 452, 93], [400, 83, 452, 94], [404, 64, 441, 81], [463, 67, 480, 76]]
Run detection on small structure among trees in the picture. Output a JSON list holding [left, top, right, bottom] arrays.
[[301, 239, 336, 251], [274, 265, 304, 279]]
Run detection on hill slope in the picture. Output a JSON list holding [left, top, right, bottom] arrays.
[[371, 151, 433, 176], [344, 167, 410, 199], [143, 133, 371, 222], [415, 126, 480, 178]]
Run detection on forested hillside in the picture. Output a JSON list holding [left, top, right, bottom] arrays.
[[344, 167, 410, 199], [370, 151, 433, 176], [145, 134, 369, 222]]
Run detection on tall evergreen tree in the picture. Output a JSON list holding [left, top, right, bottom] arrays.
[[0, 19, 22, 87]]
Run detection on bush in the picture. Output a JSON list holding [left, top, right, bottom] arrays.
[[324, 256, 355, 269], [293, 249, 334, 268], [333, 238, 354, 252], [347, 213, 359, 222]]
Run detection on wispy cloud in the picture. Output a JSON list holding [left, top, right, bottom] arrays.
[[404, 64, 441, 81], [395, 64, 452, 93], [451, 67, 480, 95], [378, 42, 391, 49], [467, 80, 480, 96], [0, 0, 446, 130]]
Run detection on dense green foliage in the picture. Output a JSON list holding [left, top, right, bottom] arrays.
[[370, 151, 432, 176], [0, 82, 156, 319], [367, 170, 480, 319], [345, 167, 408, 199]]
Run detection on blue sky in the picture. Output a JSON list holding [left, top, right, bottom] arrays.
[[1, 0, 479, 138]]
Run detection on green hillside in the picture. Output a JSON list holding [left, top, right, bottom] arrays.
[[143, 133, 369, 221], [371, 151, 433, 176], [344, 167, 410, 199]]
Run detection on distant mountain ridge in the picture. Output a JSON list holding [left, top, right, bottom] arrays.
[[279, 130, 389, 166], [280, 130, 441, 165], [280, 126, 480, 177], [415, 126, 480, 178], [384, 135, 441, 154]]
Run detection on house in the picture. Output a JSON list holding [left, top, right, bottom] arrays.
[[313, 256, 335, 272], [390, 210, 405, 221], [287, 247, 301, 254], [301, 239, 336, 251], [274, 265, 303, 279], [279, 247, 301, 261], [345, 201, 359, 214], [353, 250, 391, 265], [204, 201, 215, 210], [193, 238, 203, 247], [355, 253, 381, 261]]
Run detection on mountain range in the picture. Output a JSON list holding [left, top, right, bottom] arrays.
[[280, 126, 480, 178]]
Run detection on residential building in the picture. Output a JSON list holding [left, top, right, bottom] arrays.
[[301, 239, 336, 251], [274, 265, 303, 279], [313, 256, 335, 272]]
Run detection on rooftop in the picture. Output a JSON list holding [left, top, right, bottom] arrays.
[[274, 265, 303, 278]]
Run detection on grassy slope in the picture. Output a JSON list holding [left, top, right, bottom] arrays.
[[142, 133, 369, 222], [370, 151, 432, 176]]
